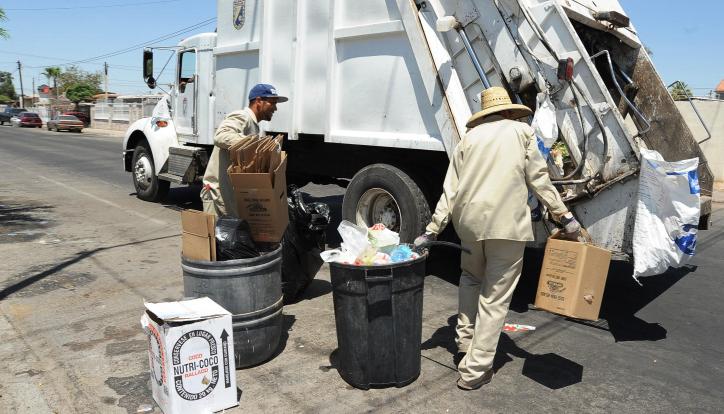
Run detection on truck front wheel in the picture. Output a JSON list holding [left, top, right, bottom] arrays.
[[342, 164, 431, 243], [132, 144, 169, 201]]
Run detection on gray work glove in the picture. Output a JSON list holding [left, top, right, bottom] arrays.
[[560, 212, 581, 236], [414, 232, 436, 247]]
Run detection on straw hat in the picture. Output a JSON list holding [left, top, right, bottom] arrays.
[[466, 87, 532, 128]]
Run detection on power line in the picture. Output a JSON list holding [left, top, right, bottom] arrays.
[[0, 51, 140, 71], [4, 0, 186, 12], [42, 17, 216, 67]]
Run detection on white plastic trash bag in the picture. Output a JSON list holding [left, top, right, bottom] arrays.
[[633, 148, 700, 280], [531, 92, 559, 154], [150, 95, 171, 122]]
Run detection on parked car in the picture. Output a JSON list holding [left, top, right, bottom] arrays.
[[11, 112, 43, 128], [63, 111, 90, 126], [0, 107, 27, 125], [47, 115, 84, 132]]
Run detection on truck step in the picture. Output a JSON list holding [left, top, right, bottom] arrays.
[[158, 172, 184, 184], [168, 146, 202, 177]]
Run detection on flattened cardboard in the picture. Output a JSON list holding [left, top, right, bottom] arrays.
[[227, 152, 289, 242], [534, 235, 612, 321], [181, 210, 216, 261], [141, 298, 237, 414]]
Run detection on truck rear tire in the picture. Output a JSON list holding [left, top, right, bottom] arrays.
[[342, 164, 430, 243], [132, 144, 169, 202]]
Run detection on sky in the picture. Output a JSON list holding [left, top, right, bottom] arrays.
[[0, 0, 722, 97]]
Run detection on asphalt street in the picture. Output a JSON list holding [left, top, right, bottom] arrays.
[[1, 125, 723, 413]]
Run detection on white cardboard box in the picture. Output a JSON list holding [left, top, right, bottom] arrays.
[[141, 298, 237, 414]]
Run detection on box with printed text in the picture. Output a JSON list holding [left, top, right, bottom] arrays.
[[141, 297, 237, 414], [534, 234, 612, 321], [227, 151, 288, 243]]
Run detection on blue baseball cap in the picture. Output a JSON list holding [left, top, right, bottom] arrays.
[[248, 83, 288, 102]]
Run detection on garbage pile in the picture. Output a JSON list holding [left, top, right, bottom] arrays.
[[282, 186, 331, 302], [321, 220, 421, 266]]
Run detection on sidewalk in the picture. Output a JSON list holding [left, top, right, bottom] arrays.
[[83, 127, 126, 138]]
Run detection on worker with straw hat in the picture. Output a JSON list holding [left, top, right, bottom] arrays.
[[415, 86, 582, 390]]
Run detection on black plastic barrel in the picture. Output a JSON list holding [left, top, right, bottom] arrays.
[[329, 253, 426, 389], [182, 245, 283, 368]]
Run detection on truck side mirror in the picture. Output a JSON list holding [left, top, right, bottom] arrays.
[[143, 49, 156, 89]]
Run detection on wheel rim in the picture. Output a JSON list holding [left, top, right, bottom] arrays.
[[134, 154, 154, 191], [355, 188, 401, 231]]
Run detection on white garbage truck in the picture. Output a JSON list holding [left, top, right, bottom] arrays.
[[123, 0, 713, 258]]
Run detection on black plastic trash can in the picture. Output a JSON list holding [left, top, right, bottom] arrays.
[[329, 252, 426, 389]]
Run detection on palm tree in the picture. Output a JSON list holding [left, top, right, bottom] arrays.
[[0, 8, 9, 39], [42, 67, 62, 116], [669, 81, 693, 101]]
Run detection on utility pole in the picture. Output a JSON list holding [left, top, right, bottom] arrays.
[[17, 61, 25, 108], [32, 77, 35, 106], [104, 62, 109, 102]]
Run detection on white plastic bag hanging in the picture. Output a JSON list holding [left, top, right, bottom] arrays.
[[528, 92, 559, 212], [632, 148, 700, 280], [150, 95, 171, 124], [531, 92, 559, 155]]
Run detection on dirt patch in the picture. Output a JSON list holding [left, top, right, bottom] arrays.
[[106, 339, 147, 357], [63, 326, 141, 352], [0, 201, 55, 243], [105, 373, 155, 414]]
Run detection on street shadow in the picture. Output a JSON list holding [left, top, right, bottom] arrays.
[[421, 318, 583, 389], [509, 248, 695, 342], [293, 278, 332, 303], [421, 314, 457, 358], [494, 333, 583, 389], [594, 262, 695, 342], [128, 185, 203, 212], [0, 234, 179, 301], [163, 184, 204, 212]]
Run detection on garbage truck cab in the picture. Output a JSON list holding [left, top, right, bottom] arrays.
[[123, 0, 713, 259]]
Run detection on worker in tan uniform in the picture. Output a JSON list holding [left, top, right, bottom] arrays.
[[200, 84, 288, 216], [415, 87, 582, 391]]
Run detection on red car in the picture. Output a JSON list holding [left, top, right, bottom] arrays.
[[11, 112, 43, 128], [47, 114, 84, 132]]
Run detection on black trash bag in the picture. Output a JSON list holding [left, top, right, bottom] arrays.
[[282, 185, 331, 303], [215, 217, 260, 260]]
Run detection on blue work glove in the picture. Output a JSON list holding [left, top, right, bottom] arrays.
[[414, 232, 436, 247]]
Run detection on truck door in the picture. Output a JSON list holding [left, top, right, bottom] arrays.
[[175, 49, 197, 136]]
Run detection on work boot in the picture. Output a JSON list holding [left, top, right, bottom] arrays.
[[456, 370, 494, 391], [453, 352, 466, 366]]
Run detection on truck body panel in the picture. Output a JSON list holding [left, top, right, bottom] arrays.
[[123, 0, 713, 258]]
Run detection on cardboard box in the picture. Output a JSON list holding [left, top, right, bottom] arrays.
[[227, 151, 289, 243], [141, 298, 237, 414], [181, 210, 216, 261], [534, 234, 612, 321]]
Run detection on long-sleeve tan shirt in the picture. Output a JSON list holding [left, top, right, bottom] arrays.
[[201, 108, 259, 217], [426, 116, 568, 242]]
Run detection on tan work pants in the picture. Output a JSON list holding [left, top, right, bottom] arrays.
[[456, 239, 526, 382]]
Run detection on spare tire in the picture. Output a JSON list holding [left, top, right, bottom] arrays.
[[342, 164, 430, 243]]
